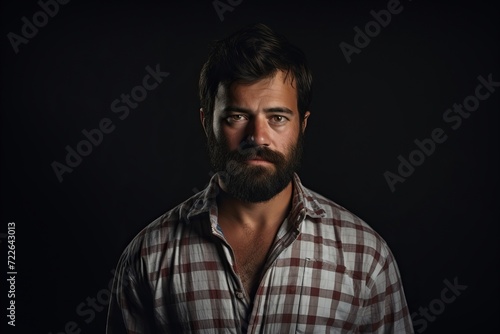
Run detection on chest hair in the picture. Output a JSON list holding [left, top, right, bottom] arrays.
[[230, 229, 276, 299]]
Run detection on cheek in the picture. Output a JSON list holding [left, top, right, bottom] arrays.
[[280, 127, 300, 150], [218, 126, 243, 150]]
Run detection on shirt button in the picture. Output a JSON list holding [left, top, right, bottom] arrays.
[[297, 211, 305, 222], [236, 291, 245, 299]]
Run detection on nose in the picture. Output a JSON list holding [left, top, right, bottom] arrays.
[[245, 115, 270, 146]]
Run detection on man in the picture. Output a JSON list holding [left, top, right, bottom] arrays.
[[106, 23, 414, 333]]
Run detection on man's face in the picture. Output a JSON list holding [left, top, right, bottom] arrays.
[[203, 70, 310, 203]]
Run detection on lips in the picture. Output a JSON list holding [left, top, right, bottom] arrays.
[[244, 155, 273, 165], [246, 158, 269, 162], [236, 147, 279, 164]]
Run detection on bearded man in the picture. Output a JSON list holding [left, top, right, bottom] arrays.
[[106, 23, 414, 334]]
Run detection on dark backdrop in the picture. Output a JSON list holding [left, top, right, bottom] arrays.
[[1, 0, 498, 333]]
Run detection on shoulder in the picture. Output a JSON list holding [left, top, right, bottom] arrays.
[[301, 184, 395, 277], [116, 174, 221, 277], [117, 189, 209, 270], [301, 184, 382, 242]]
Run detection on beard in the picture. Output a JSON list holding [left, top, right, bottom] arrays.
[[206, 127, 304, 203]]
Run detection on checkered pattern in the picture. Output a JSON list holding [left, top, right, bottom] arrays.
[[106, 173, 414, 333]]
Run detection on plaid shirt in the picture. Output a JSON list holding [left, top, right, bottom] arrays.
[[107, 173, 414, 333]]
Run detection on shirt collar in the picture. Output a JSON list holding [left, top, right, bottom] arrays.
[[290, 173, 328, 222], [185, 172, 327, 226]]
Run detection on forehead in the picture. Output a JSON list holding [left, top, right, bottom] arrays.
[[215, 71, 298, 112]]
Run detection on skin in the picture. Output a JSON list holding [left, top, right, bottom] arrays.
[[200, 70, 310, 297]]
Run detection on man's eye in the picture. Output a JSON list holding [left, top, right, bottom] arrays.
[[226, 115, 246, 123], [270, 115, 288, 124]]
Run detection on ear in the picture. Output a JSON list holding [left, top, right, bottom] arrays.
[[301, 111, 310, 133], [200, 108, 208, 137]]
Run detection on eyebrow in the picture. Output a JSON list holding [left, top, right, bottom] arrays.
[[222, 106, 294, 115]]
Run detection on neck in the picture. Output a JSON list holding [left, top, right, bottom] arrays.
[[217, 177, 293, 229]]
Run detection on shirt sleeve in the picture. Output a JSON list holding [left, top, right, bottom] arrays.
[[106, 242, 157, 334], [359, 248, 415, 333]]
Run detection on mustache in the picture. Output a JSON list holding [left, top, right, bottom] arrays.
[[229, 146, 285, 164]]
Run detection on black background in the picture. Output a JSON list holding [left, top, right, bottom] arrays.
[[1, 0, 498, 333]]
